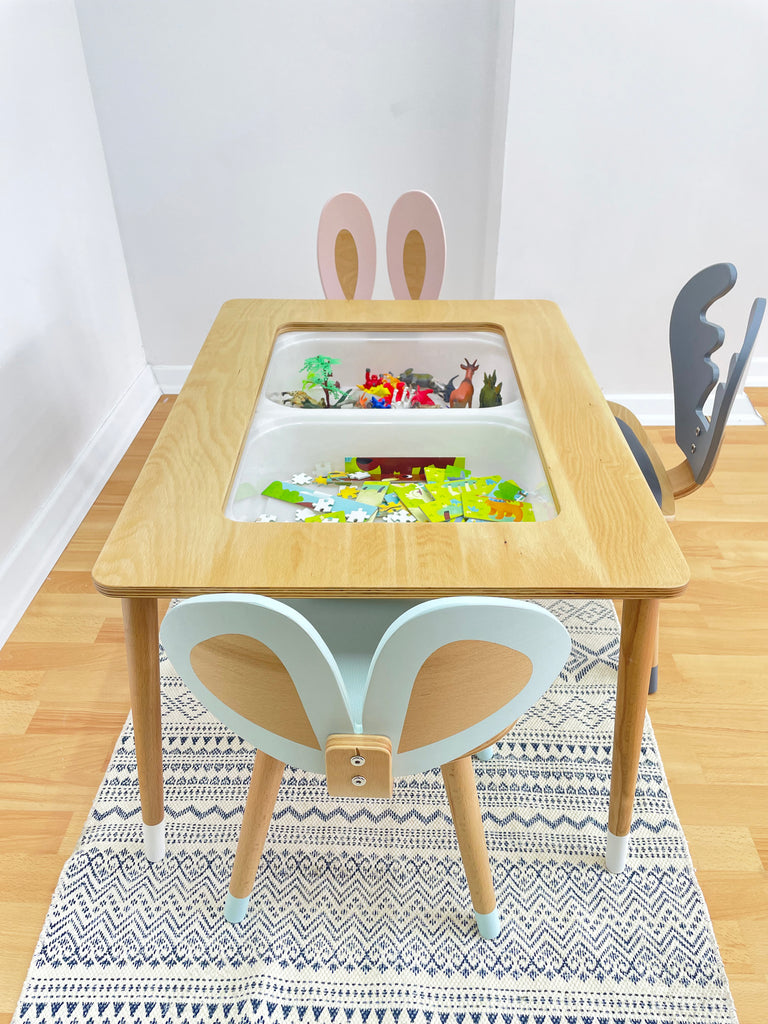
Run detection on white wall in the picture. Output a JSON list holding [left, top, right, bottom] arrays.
[[497, 0, 768, 403], [0, 0, 156, 646], [75, 0, 515, 368]]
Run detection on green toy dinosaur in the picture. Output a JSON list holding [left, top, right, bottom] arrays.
[[479, 370, 502, 407]]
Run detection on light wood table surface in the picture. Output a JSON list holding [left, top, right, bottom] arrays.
[[92, 299, 690, 870]]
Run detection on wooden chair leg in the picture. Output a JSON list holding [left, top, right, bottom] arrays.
[[224, 750, 286, 922], [441, 756, 500, 939]]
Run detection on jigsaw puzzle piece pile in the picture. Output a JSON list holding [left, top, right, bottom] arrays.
[[235, 456, 536, 523]]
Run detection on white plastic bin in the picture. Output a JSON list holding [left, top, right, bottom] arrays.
[[225, 327, 557, 523]]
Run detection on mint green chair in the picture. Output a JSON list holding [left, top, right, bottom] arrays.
[[160, 595, 570, 940]]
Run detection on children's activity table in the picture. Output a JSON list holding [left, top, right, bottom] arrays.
[[92, 298, 690, 872]]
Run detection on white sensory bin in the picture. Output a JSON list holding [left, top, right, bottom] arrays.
[[226, 328, 557, 522]]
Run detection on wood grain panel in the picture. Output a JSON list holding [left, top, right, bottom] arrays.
[[334, 229, 358, 300], [91, 300, 689, 600], [398, 640, 532, 752], [190, 633, 319, 748], [402, 229, 427, 299], [325, 734, 392, 797]]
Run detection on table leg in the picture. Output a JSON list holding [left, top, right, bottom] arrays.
[[606, 598, 659, 872], [648, 605, 660, 694], [122, 597, 165, 861]]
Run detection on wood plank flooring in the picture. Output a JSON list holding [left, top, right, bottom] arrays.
[[0, 390, 765, 1022]]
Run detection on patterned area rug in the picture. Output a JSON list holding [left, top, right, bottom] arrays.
[[13, 600, 737, 1024]]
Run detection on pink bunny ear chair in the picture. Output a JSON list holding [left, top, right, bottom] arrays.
[[317, 192, 377, 299], [386, 190, 446, 299]]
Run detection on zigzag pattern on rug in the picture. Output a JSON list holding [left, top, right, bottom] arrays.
[[13, 600, 737, 1024]]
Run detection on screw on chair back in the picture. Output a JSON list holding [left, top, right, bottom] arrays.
[[160, 594, 570, 940], [386, 190, 446, 299], [316, 192, 376, 299]]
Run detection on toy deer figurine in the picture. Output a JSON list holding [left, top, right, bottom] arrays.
[[449, 359, 479, 408]]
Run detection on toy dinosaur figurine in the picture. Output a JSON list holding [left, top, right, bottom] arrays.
[[411, 386, 436, 407], [449, 359, 479, 408], [479, 370, 502, 407], [400, 368, 437, 389], [281, 390, 324, 408], [441, 376, 458, 403]]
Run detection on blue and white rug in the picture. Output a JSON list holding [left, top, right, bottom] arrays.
[[13, 600, 737, 1023]]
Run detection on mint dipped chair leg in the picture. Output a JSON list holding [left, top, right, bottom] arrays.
[[160, 595, 570, 941], [474, 746, 497, 761], [224, 749, 285, 923]]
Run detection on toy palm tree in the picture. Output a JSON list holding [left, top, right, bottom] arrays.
[[300, 355, 350, 408]]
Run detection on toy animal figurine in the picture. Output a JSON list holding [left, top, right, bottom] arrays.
[[411, 386, 436, 407], [441, 375, 458, 403], [400, 368, 438, 389], [281, 390, 324, 408], [449, 359, 479, 408], [479, 370, 503, 407], [397, 366, 428, 385]]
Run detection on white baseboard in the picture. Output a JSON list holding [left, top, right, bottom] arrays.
[[153, 365, 190, 394], [0, 365, 161, 649], [603, 390, 763, 425], [746, 355, 768, 387]]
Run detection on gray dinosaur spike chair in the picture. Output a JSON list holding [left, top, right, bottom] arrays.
[[610, 263, 765, 692]]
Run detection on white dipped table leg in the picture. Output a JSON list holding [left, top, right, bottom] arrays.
[[605, 830, 629, 873], [143, 818, 166, 862]]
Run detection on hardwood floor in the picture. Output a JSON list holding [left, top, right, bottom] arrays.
[[0, 390, 765, 1022]]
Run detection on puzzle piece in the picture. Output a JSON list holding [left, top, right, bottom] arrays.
[[356, 482, 390, 508], [461, 492, 535, 522], [234, 482, 260, 501], [303, 511, 346, 523], [380, 509, 418, 523], [346, 508, 371, 523], [257, 461, 536, 526]]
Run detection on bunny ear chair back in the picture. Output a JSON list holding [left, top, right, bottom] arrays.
[[386, 190, 446, 300], [317, 192, 376, 300], [317, 189, 446, 300], [160, 594, 570, 941]]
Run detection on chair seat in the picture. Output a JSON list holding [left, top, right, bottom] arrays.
[[614, 418, 664, 508], [608, 401, 675, 516]]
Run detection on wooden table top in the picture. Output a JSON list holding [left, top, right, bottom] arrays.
[[92, 299, 689, 600]]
